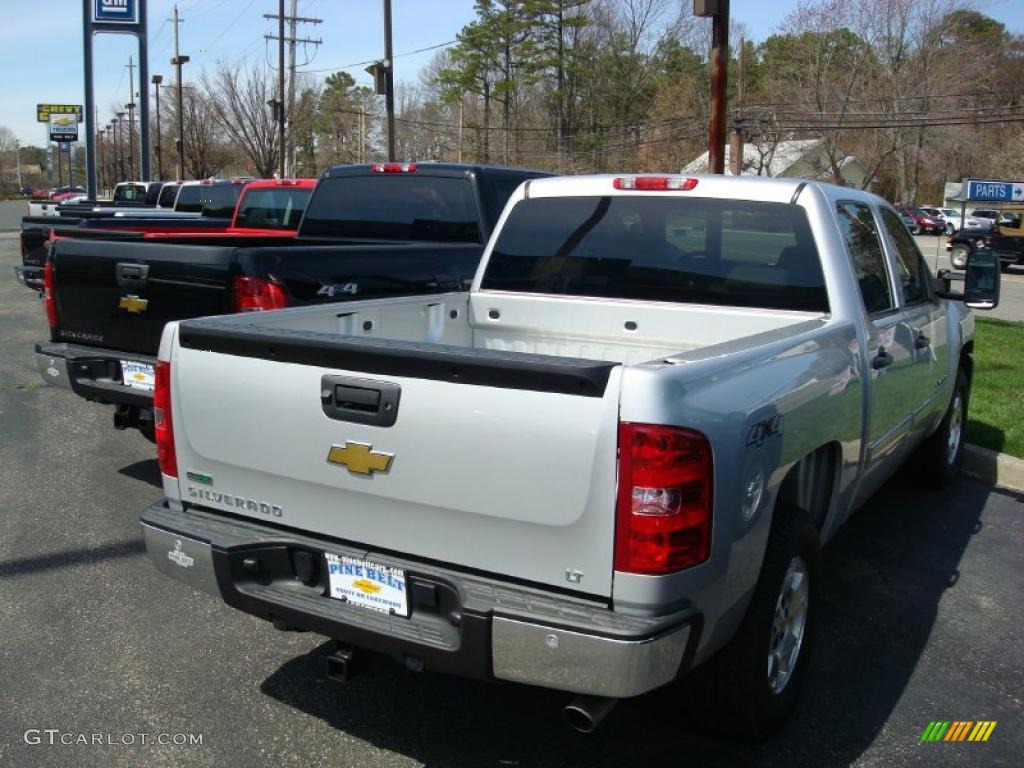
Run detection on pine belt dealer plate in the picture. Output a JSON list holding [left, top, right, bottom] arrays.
[[121, 360, 155, 391], [325, 554, 409, 617]]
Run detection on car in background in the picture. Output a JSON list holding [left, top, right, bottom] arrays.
[[897, 209, 917, 231], [971, 208, 1000, 222], [896, 205, 945, 235], [933, 207, 983, 234], [49, 186, 85, 201]]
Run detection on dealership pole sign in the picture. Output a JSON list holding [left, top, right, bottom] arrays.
[[49, 113, 80, 142], [92, 0, 138, 25], [82, 0, 150, 198]]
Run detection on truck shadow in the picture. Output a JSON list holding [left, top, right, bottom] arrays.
[[259, 473, 995, 768]]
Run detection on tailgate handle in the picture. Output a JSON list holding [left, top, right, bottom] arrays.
[[321, 376, 400, 427], [116, 262, 149, 289]]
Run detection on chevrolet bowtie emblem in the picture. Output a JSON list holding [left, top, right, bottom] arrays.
[[119, 295, 149, 314], [326, 441, 394, 476]]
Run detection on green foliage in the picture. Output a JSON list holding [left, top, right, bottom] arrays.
[[966, 318, 1024, 458]]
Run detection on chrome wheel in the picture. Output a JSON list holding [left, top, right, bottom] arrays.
[[951, 245, 969, 269], [947, 391, 964, 467], [767, 556, 809, 694]]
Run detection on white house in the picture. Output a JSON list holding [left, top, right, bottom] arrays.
[[682, 138, 874, 189]]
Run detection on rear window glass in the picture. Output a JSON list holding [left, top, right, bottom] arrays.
[[158, 183, 179, 207], [301, 176, 481, 242], [176, 184, 244, 217], [234, 186, 312, 230], [114, 184, 146, 203], [481, 196, 828, 312]]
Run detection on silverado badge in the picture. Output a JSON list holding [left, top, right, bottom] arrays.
[[327, 441, 394, 476], [119, 295, 149, 314]]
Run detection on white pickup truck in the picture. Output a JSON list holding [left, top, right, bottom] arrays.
[[140, 174, 999, 738]]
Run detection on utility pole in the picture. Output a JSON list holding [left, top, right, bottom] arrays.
[[695, 0, 729, 174], [126, 55, 136, 179], [264, 3, 321, 176], [14, 139, 22, 190], [729, 35, 745, 176], [383, 0, 395, 161], [171, 3, 190, 180], [152, 75, 164, 179], [458, 99, 464, 163]]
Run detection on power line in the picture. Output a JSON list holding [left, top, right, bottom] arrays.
[[306, 40, 456, 74]]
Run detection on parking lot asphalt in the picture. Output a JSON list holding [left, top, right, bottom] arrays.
[[0, 233, 1022, 767]]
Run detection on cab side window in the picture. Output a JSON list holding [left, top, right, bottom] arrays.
[[880, 208, 929, 305], [836, 201, 893, 314]]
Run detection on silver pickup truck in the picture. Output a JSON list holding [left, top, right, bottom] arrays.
[[140, 174, 999, 738]]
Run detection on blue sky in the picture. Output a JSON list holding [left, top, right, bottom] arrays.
[[2, 0, 1022, 147]]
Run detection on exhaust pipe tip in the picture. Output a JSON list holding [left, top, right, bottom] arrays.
[[563, 695, 618, 733]]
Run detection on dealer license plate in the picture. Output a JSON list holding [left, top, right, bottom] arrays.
[[121, 360, 155, 391], [325, 554, 408, 617]]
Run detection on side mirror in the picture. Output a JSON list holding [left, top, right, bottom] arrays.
[[934, 248, 1000, 309], [964, 248, 999, 309]]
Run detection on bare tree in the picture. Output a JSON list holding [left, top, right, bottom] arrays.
[[203, 61, 280, 178]]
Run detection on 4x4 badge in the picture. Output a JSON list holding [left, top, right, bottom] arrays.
[[327, 441, 394, 476]]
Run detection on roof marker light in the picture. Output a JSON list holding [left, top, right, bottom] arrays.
[[372, 163, 418, 174], [613, 176, 699, 191]]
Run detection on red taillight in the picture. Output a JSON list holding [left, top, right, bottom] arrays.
[[154, 360, 177, 478], [615, 423, 712, 574], [613, 176, 698, 191], [232, 275, 288, 311], [371, 162, 417, 173], [43, 258, 58, 329]]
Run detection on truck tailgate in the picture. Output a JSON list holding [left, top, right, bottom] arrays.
[[51, 239, 233, 356], [170, 323, 622, 597]]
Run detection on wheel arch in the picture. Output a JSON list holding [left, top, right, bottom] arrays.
[[774, 442, 842, 535]]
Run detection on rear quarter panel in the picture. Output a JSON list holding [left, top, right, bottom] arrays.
[[614, 319, 863, 662]]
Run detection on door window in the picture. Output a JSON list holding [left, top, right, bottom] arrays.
[[835, 201, 893, 314], [880, 208, 929, 305]]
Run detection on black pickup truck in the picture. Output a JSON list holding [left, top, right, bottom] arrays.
[[34, 163, 549, 437], [947, 209, 1024, 270]]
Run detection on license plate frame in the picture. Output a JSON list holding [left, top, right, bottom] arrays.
[[325, 554, 409, 618], [121, 360, 155, 391]]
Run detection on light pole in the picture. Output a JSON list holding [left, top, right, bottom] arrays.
[[115, 113, 127, 180], [125, 101, 136, 179], [14, 139, 22, 191], [108, 120, 118, 185], [172, 54, 190, 180], [694, 0, 730, 174], [152, 74, 164, 180]]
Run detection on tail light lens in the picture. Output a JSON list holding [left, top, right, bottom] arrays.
[[615, 423, 712, 574], [154, 360, 177, 478], [43, 258, 58, 329], [233, 275, 287, 311]]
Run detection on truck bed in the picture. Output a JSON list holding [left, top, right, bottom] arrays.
[[189, 291, 820, 363]]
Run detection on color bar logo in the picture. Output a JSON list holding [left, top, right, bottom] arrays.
[[921, 721, 997, 742]]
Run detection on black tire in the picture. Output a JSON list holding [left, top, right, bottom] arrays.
[[910, 367, 968, 486], [685, 507, 820, 741]]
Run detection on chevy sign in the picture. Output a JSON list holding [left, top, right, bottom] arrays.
[[966, 179, 1024, 203], [93, 0, 138, 24]]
